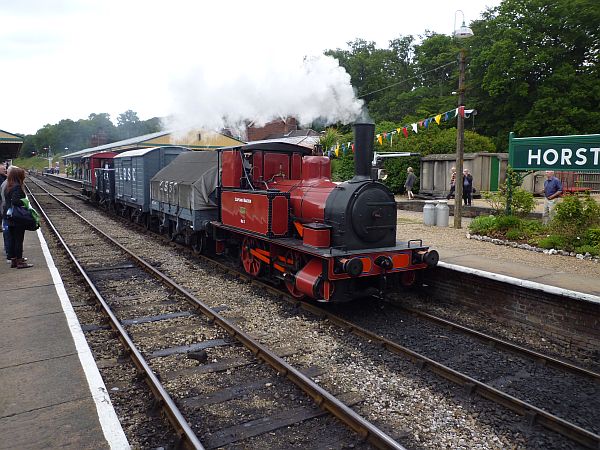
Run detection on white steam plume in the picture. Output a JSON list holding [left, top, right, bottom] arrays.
[[164, 55, 363, 138]]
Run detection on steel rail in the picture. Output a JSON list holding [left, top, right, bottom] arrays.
[[400, 306, 600, 381], [33, 173, 600, 448], [165, 246, 600, 449], [27, 179, 406, 450], [26, 184, 205, 450], [297, 304, 600, 449]]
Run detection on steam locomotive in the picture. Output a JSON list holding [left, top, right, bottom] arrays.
[[86, 121, 438, 302]]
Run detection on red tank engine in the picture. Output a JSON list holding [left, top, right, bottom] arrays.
[[212, 121, 438, 302]]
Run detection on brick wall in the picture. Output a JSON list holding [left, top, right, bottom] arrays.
[[423, 267, 600, 356], [247, 118, 298, 141]]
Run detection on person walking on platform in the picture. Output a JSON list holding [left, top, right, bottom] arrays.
[[4, 167, 33, 269], [543, 170, 562, 225], [462, 169, 473, 206], [446, 167, 456, 200], [404, 167, 416, 200]]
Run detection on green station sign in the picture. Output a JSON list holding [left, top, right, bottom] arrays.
[[508, 132, 600, 171]]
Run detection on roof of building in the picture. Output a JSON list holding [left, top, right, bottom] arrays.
[[246, 135, 320, 149], [0, 129, 24, 160], [0, 129, 24, 143], [63, 129, 244, 161]]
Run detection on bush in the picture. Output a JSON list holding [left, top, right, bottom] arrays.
[[584, 228, 600, 246], [552, 194, 600, 231], [506, 229, 524, 240], [495, 215, 522, 231], [538, 235, 569, 250], [574, 244, 600, 256], [469, 215, 497, 235], [483, 187, 535, 218]]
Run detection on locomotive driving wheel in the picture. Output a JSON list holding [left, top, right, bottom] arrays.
[[241, 237, 262, 277], [284, 250, 305, 299]]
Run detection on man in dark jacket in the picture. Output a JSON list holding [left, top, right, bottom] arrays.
[[462, 169, 473, 206]]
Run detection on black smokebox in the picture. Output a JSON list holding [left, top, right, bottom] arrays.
[[352, 121, 375, 182]]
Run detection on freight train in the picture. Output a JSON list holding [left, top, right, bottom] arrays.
[[82, 121, 438, 302]]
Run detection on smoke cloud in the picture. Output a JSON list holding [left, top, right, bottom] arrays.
[[164, 55, 363, 138]]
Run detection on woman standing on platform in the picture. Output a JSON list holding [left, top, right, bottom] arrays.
[[4, 167, 33, 269]]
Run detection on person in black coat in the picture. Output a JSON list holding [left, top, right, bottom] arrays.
[[4, 167, 33, 269], [462, 168, 473, 206]]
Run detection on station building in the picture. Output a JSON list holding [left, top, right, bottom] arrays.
[[0, 129, 24, 162]]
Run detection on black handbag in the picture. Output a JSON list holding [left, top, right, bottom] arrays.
[[7, 205, 39, 231]]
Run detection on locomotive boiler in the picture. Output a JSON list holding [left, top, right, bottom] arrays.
[[212, 121, 438, 302]]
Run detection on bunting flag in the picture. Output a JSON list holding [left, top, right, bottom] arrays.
[[329, 106, 475, 156]]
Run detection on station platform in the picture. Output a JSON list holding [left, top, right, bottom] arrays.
[[0, 229, 128, 449], [394, 198, 600, 300]]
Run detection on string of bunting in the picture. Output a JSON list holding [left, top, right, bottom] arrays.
[[328, 106, 476, 158]]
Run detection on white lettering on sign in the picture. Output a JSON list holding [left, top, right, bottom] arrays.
[[527, 146, 600, 167], [528, 149, 541, 165], [575, 148, 586, 165], [561, 148, 572, 165], [543, 148, 559, 165], [234, 197, 252, 203], [592, 148, 600, 165]]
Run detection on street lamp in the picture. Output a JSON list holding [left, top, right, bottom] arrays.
[[453, 10, 474, 229]]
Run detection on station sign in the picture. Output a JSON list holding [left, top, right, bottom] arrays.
[[508, 132, 600, 171]]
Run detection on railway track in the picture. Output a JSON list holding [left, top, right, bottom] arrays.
[[27, 177, 405, 450], [33, 174, 600, 448]]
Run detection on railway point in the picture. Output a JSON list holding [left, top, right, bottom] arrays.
[[0, 229, 129, 449]]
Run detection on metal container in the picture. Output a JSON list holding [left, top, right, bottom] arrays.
[[435, 200, 450, 227], [423, 201, 437, 226]]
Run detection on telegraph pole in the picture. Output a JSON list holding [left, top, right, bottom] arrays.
[[454, 49, 466, 229]]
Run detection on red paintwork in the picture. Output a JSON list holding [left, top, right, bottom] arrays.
[[271, 196, 289, 235], [82, 152, 117, 190], [294, 258, 323, 298], [221, 150, 242, 188], [303, 224, 330, 248], [221, 190, 289, 237]]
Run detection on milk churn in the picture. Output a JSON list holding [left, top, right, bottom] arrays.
[[435, 200, 450, 227], [423, 201, 437, 226]]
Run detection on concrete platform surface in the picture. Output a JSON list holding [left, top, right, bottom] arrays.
[[0, 230, 128, 449]]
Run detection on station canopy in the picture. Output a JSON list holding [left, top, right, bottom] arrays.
[[0, 129, 23, 161]]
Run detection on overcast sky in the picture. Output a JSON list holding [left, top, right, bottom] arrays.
[[0, 0, 500, 135]]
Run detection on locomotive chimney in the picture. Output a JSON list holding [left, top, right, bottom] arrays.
[[352, 121, 375, 182]]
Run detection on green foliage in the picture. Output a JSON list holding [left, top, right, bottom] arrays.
[[20, 111, 162, 157], [505, 229, 524, 241], [552, 194, 600, 231], [495, 215, 521, 231], [382, 156, 420, 193], [483, 186, 535, 218], [538, 235, 569, 250], [584, 228, 600, 246], [325, 0, 600, 151], [319, 128, 341, 152], [331, 154, 355, 182], [574, 244, 600, 256], [469, 215, 497, 235]]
